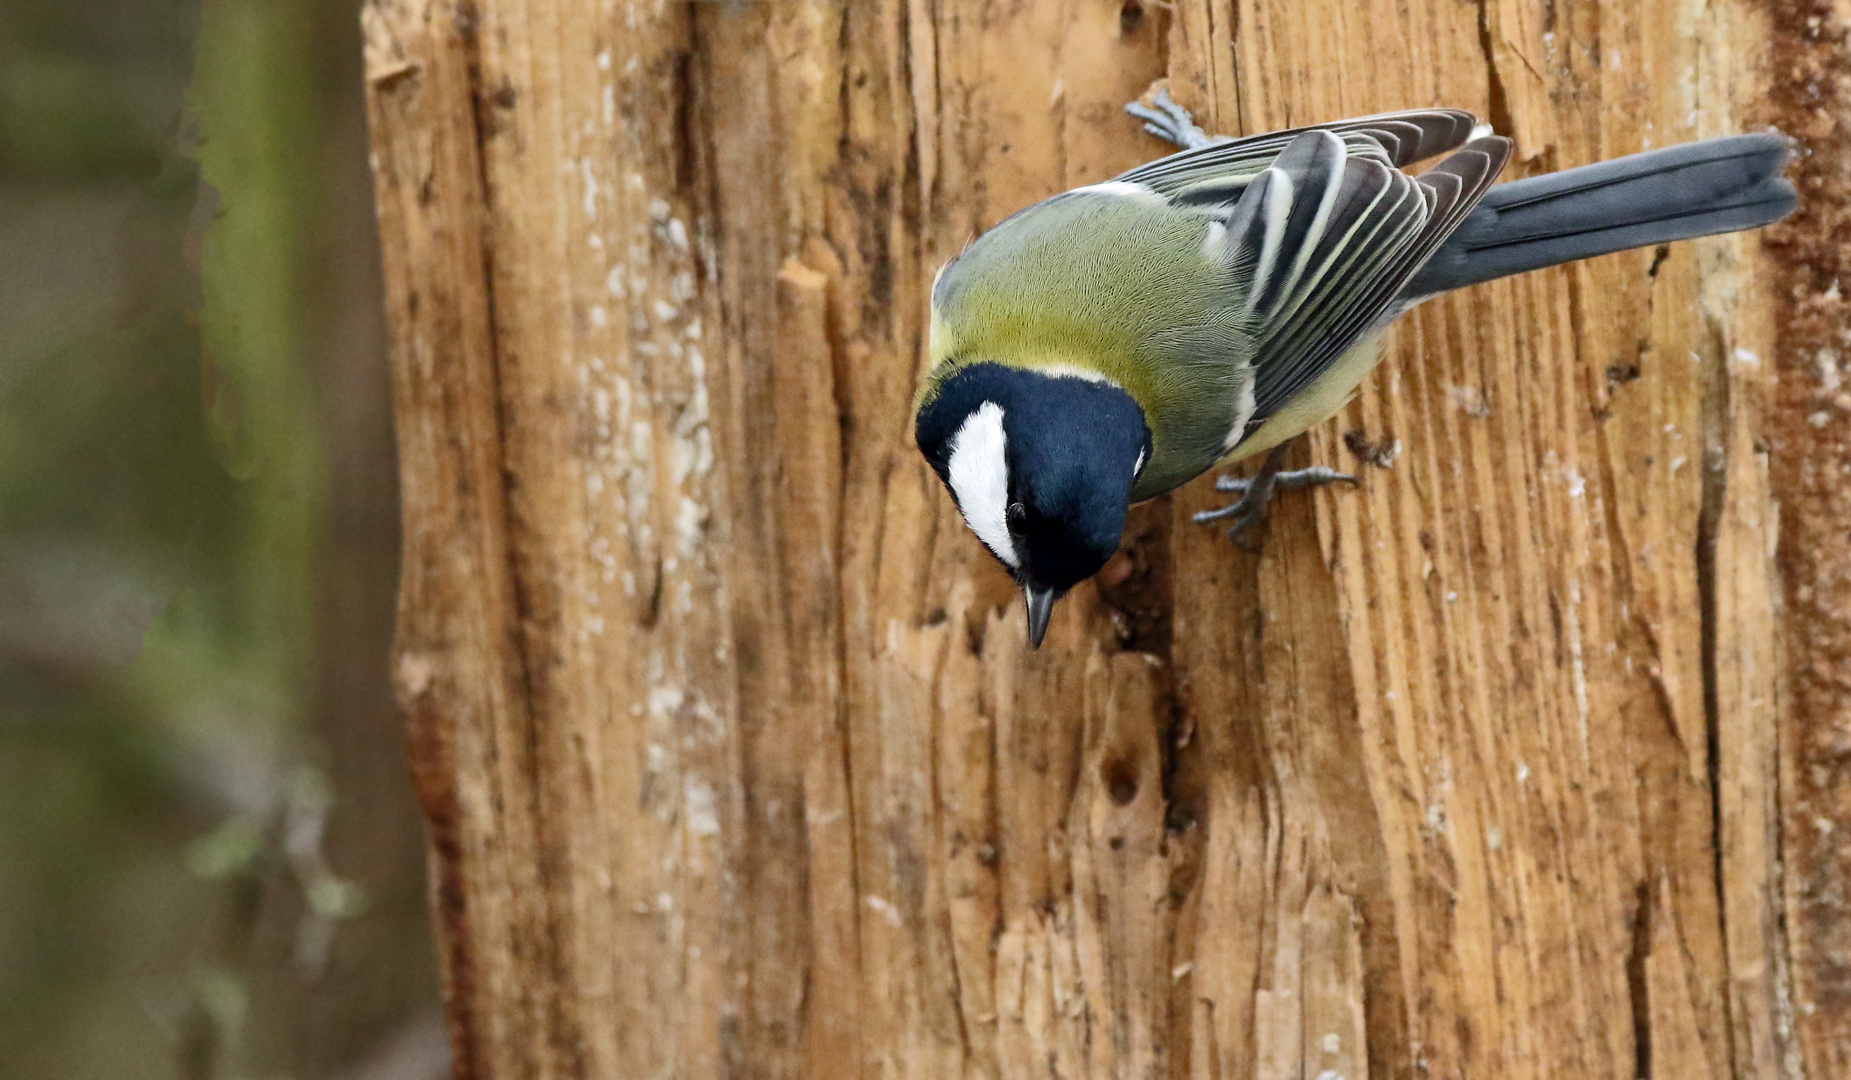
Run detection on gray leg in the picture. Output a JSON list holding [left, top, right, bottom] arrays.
[[1191, 443, 1358, 547], [1124, 87, 1232, 151]]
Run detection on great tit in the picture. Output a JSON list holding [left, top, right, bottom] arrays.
[[913, 91, 1795, 648]]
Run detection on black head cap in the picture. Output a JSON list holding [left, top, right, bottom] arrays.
[[916, 363, 1149, 646]]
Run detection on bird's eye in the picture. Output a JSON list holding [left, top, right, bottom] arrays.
[[1006, 502, 1027, 537]]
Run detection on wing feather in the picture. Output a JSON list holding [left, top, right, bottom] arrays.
[[1143, 115, 1511, 449], [1118, 108, 1479, 194], [1233, 137, 1510, 438]]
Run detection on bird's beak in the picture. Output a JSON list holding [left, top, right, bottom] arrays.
[[1024, 585, 1058, 649]]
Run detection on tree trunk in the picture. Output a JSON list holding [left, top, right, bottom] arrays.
[[361, 1, 1851, 1077]]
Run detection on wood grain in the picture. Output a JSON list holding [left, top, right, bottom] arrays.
[[362, 0, 1848, 1076]]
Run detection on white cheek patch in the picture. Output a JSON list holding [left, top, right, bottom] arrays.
[[945, 402, 1019, 569]]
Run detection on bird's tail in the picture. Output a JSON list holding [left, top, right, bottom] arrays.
[[1401, 133, 1796, 298]]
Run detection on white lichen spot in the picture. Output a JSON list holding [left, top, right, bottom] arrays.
[[864, 895, 904, 927], [666, 218, 690, 252], [687, 698, 724, 740], [679, 383, 709, 437], [675, 579, 693, 615], [396, 652, 437, 697], [1565, 470, 1585, 498], [649, 197, 672, 223], [1321, 1034, 1341, 1056], [606, 266, 628, 298], [684, 778, 721, 837], [669, 270, 695, 303], [1516, 761, 1530, 783], [1486, 826, 1503, 851], [613, 375, 632, 421], [1733, 347, 1761, 367], [1447, 384, 1490, 417], [670, 437, 697, 484], [602, 85, 615, 126], [653, 299, 679, 323], [591, 305, 608, 329], [596, 49, 612, 71], [580, 159, 599, 221], [677, 496, 706, 556], [648, 684, 684, 720], [1809, 411, 1833, 428]]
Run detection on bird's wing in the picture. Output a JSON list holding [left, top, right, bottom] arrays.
[[1141, 121, 1510, 447], [1118, 109, 1481, 195]]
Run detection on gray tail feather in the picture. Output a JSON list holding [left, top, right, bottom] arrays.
[[1401, 133, 1796, 298]]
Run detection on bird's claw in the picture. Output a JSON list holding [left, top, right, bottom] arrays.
[[1191, 489, 1272, 549], [1124, 87, 1231, 151], [1213, 465, 1357, 494], [1192, 465, 1359, 549]]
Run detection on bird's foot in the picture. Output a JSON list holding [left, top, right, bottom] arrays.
[[1212, 465, 1358, 496], [1191, 464, 1358, 548], [1124, 87, 1232, 151]]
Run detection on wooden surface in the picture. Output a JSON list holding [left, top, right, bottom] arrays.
[[361, 0, 1849, 1076]]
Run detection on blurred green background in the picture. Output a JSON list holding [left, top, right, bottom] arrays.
[[0, 0, 441, 1077]]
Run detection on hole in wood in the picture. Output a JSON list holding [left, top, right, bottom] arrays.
[[1102, 755, 1139, 805], [1119, 0, 1143, 35]]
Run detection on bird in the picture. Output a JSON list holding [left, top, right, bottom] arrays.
[[913, 89, 1797, 648]]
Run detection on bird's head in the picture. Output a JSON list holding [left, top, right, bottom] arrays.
[[915, 362, 1150, 647]]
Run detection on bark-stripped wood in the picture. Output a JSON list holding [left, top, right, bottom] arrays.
[[363, 0, 1849, 1076]]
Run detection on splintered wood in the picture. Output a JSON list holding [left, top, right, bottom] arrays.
[[363, 0, 1846, 1077]]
